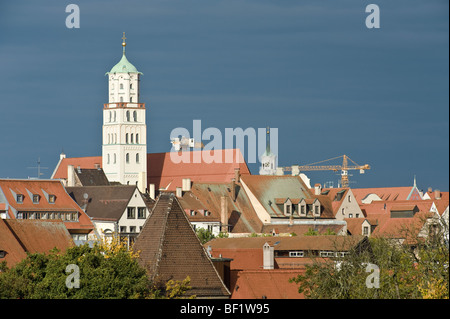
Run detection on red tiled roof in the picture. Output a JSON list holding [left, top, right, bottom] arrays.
[[190, 182, 263, 233], [147, 149, 251, 191], [344, 218, 368, 236], [351, 186, 416, 204], [207, 236, 365, 254], [230, 269, 305, 299], [0, 219, 74, 268], [208, 248, 263, 270], [51, 149, 251, 192], [371, 211, 431, 240], [52, 156, 102, 179], [0, 179, 94, 233]]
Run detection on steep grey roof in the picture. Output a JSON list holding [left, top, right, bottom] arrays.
[[133, 193, 230, 298], [66, 185, 137, 220], [74, 168, 110, 186]]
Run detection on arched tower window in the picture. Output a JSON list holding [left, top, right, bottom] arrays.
[[125, 133, 129, 144], [133, 111, 137, 122], [126, 153, 130, 164], [131, 134, 134, 144], [120, 83, 123, 90], [120, 96, 123, 102], [136, 134, 139, 144], [126, 111, 130, 121], [136, 153, 140, 163]]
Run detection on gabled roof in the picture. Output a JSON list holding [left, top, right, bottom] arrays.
[[177, 190, 220, 223], [51, 156, 102, 180], [51, 149, 251, 192], [147, 149, 251, 191], [345, 218, 370, 236], [66, 185, 138, 220], [189, 182, 263, 233], [74, 168, 110, 186], [370, 211, 432, 241], [240, 175, 312, 218], [0, 179, 93, 232], [0, 219, 73, 268], [133, 193, 230, 298]]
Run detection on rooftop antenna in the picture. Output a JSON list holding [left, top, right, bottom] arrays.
[[27, 157, 48, 179]]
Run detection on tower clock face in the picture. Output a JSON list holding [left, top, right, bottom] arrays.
[[263, 162, 270, 168]]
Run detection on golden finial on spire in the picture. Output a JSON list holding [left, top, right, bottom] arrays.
[[121, 32, 127, 54], [122, 32, 127, 46]]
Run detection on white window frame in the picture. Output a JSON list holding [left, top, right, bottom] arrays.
[[289, 251, 304, 258]]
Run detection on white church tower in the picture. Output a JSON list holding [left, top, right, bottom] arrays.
[[102, 33, 147, 191]]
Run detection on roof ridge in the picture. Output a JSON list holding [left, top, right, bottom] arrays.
[[148, 193, 174, 281]]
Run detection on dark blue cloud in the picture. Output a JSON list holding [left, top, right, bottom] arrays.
[[0, 0, 448, 190]]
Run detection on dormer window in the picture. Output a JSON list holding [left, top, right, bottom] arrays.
[[298, 199, 307, 217], [49, 195, 56, 203], [313, 200, 321, 217], [33, 194, 40, 204], [16, 194, 24, 204], [285, 204, 292, 216], [300, 204, 306, 216], [283, 199, 293, 216]]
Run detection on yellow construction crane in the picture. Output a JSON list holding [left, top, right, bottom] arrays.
[[282, 154, 370, 188]]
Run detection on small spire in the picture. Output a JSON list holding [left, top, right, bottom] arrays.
[[266, 126, 270, 154], [413, 175, 417, 188], [122, 32, 127, 54]]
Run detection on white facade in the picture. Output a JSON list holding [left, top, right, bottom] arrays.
[[334, 189, 364, 220], [102, 40, 147, 190], [92, 188, 150, 240]]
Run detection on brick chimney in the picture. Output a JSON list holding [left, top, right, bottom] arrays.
[[434, 189, 441, 200]]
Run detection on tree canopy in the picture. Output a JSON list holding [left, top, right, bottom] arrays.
[[0, 238, 192, 299]]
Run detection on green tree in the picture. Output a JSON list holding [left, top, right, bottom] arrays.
[[196, 228, 215, 244], [290, 233, 449, 299], [0, 242, 151, 299]]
